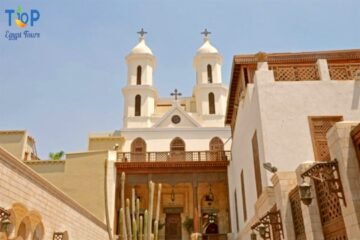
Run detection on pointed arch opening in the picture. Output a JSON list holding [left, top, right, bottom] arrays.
[[32, 223, 45, 240], [208, 92, 216, 114], [17, 217, 31, 240], [135, 95, 141, 116], [136, 65, 142, 85], [131, 137, 146, 162], [209, 137, 224, 161], [170, 137, 185, 161], [207, 64, 213, 83]]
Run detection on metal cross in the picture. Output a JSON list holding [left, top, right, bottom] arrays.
[[137, 28, 147, 38], [201, 28, 211, 38], [170, 89, 182, 100]]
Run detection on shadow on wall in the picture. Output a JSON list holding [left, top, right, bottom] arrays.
[[351, 80, 360, 110]]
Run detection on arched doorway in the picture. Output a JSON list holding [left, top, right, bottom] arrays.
[[209, 137, 224, 161], [131, 138, 147, 162], [32, 223, 44, 240], [17, 221, 28, 240], [170, 137, 185, 161]]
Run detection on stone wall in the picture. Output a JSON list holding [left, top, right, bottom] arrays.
[[0, 147, 109, 240]]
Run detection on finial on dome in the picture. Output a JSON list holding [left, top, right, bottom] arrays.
[[201, 28, 211, 41], [137, 28, 147, 41]]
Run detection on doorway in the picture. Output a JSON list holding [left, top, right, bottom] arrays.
[[165, 213, 182, 240]]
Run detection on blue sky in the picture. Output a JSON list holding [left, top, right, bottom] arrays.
[[0, 0, 359, 158]]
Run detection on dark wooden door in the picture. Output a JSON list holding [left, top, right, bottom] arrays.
[[165, 213, 182, 240]]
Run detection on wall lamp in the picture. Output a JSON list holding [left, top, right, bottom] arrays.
[[300, 159, 346, 206], [0, 207, 11, 233], [251, 209, 284, 240], [204, 184, 215, 206]]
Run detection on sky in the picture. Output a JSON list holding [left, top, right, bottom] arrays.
[[0, 0, 359, 158]]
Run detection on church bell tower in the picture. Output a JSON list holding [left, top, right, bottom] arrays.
[[123, 29, 157, 128], [193, 29, 228, 123]]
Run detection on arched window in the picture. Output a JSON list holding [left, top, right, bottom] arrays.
[[208, 92, 215, 114], [170, 137, 185, 161], [209, 137, 224, 161], [135, 95, 141, 116], [136, 66, 142, 85], [207, 64, 213, 83], [131, 138, 146, 162]]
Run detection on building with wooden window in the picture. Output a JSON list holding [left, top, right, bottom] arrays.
[[0, 31, 231, 240], [225, 49, 360, 240]]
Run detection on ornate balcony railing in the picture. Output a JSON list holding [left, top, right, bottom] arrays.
[[117, 151, 231, 162]]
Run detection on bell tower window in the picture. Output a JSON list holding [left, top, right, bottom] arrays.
[[135, 95, 141, 116], [209, 92, 215, 114], [136, 66, 142, 85], [207, 64, 213, 83]]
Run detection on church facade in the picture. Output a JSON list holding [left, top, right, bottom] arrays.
[[110, 31, 232, 240]]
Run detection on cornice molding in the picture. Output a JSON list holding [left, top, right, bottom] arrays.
[[234, 49, 360, 64]]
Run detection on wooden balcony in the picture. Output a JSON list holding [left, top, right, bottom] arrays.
[[117, 151, 231, 162]]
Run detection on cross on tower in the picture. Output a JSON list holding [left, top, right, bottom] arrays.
[[201, 28, 211, 39], [170, 89, 182, 101], [137, 28, 147, 39]]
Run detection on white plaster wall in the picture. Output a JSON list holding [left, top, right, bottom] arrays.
[[258, 80, 359, 173], [227, 84, 266, 234], [121, 127, 231, 153]]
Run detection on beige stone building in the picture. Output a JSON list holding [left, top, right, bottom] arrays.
[[225, 49, 360, 240], [0, 141, 109, 240]]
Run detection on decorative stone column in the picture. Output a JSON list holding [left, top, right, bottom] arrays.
[[327, 121, 360, 239], [295, 162, 324, 240], [316, 59, 331, 81], [253, 52, 275, 85]]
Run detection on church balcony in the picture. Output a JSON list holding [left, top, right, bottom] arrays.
[[115, 151, 230, 174], [117, 151, 231, 163]]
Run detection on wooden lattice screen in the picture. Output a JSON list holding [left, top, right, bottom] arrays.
[[315, 176, 348, 240], [289, 187, 306, 240], [309, 116, 348, 240], [270, 205, 282, 240], [270, 64, 320, 81], [328, 63, 360, 80], [308, 116, 343, 161]]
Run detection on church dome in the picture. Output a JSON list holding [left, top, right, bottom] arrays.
[[130, 38, 153, 55], [197, 39, 219, 54]]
